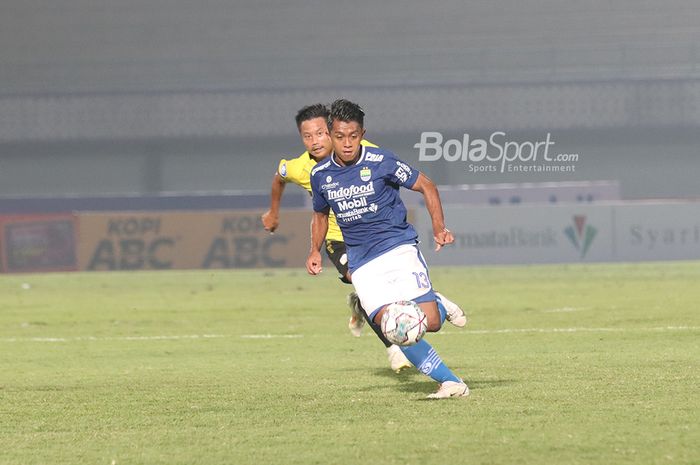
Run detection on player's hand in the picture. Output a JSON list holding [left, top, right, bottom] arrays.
[[306, 250, 323, 276], [433, 227, 454, 252], [261, 210, 279, 233]]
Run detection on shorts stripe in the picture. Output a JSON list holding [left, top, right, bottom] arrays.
[[413, 244, 431, 280]]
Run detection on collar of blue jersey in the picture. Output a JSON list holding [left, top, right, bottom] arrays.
[[331, 145, 365, 167]]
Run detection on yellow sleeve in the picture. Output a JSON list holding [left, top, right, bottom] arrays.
[[277, 152, 314, 194], [277, 154, 306, 185], [360, 139, 379, 148]]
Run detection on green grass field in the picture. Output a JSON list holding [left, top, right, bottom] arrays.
[[1, 262, 699, 465]]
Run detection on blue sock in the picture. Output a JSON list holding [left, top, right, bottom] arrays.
[[436, 297, 447, 325], [400, 339, 460, 383]]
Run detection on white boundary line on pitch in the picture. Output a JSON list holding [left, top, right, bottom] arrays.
[[0, 326, 697, 343], [541, 307, 585, 313], [0, 334, 226, 343], [239, 334, 304, 339], [435, 326, 700, 335]]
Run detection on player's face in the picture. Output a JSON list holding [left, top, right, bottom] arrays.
[[299, 117, 333, 159], [331, 120, 366, 165]]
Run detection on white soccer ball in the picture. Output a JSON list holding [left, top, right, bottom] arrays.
[[380, 300, 428, 346]]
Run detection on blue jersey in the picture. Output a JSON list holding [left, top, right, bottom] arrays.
[[311, 145, 420, 271]]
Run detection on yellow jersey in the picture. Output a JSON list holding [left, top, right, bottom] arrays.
[[277, 140, 378, 242]]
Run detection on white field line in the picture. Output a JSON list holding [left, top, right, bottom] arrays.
[[0, 334, 226, 343], [239, 334, 304, 339], [435, 326, 700, 336], [0, 326, 697, 343], [542, 307, 585, 313]]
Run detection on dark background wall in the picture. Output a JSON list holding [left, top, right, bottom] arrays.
[[1, 0, 699, 200]]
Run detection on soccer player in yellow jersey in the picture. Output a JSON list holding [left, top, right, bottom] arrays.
[[262, 103, 412, 372]]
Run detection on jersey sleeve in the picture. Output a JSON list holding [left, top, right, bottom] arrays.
[[277, 159, 290, 181], [277, 155, 306, 184], [384, 154, 420, 189], [277, 158, 300, 184], [310, 173, 330, 213]]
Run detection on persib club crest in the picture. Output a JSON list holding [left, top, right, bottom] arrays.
[[360, 167, 371, 182], [564, 215, 597, 258]]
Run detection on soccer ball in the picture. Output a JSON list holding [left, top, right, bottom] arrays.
[[380, 301, 428, 346]]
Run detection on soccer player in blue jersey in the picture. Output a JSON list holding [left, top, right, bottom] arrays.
[[306, 99, 469, 399], [262, 103, 411, 372]]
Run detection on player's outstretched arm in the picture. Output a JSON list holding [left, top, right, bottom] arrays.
[[306, 209, 329, 275], [410, 172, 454, 251], [262, 173, 286, 233]]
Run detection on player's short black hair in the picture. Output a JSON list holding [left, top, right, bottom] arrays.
[[329, 99, 365, 128], [295, 103, 330, 130]]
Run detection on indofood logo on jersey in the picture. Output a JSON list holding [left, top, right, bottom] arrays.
[[564, 215, 597, 258], [327, 183, 375, 201]]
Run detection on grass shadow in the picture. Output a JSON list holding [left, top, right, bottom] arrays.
[[360, 368, 518, 396]]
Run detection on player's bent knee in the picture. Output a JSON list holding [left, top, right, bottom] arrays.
[[426, 316, 442, 332], [417, 301, 442, 332]]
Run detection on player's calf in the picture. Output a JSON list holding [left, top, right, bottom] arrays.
[[416, 300, 443, 332]]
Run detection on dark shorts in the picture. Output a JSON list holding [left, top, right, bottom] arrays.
[[324, 240, 351, 284]]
